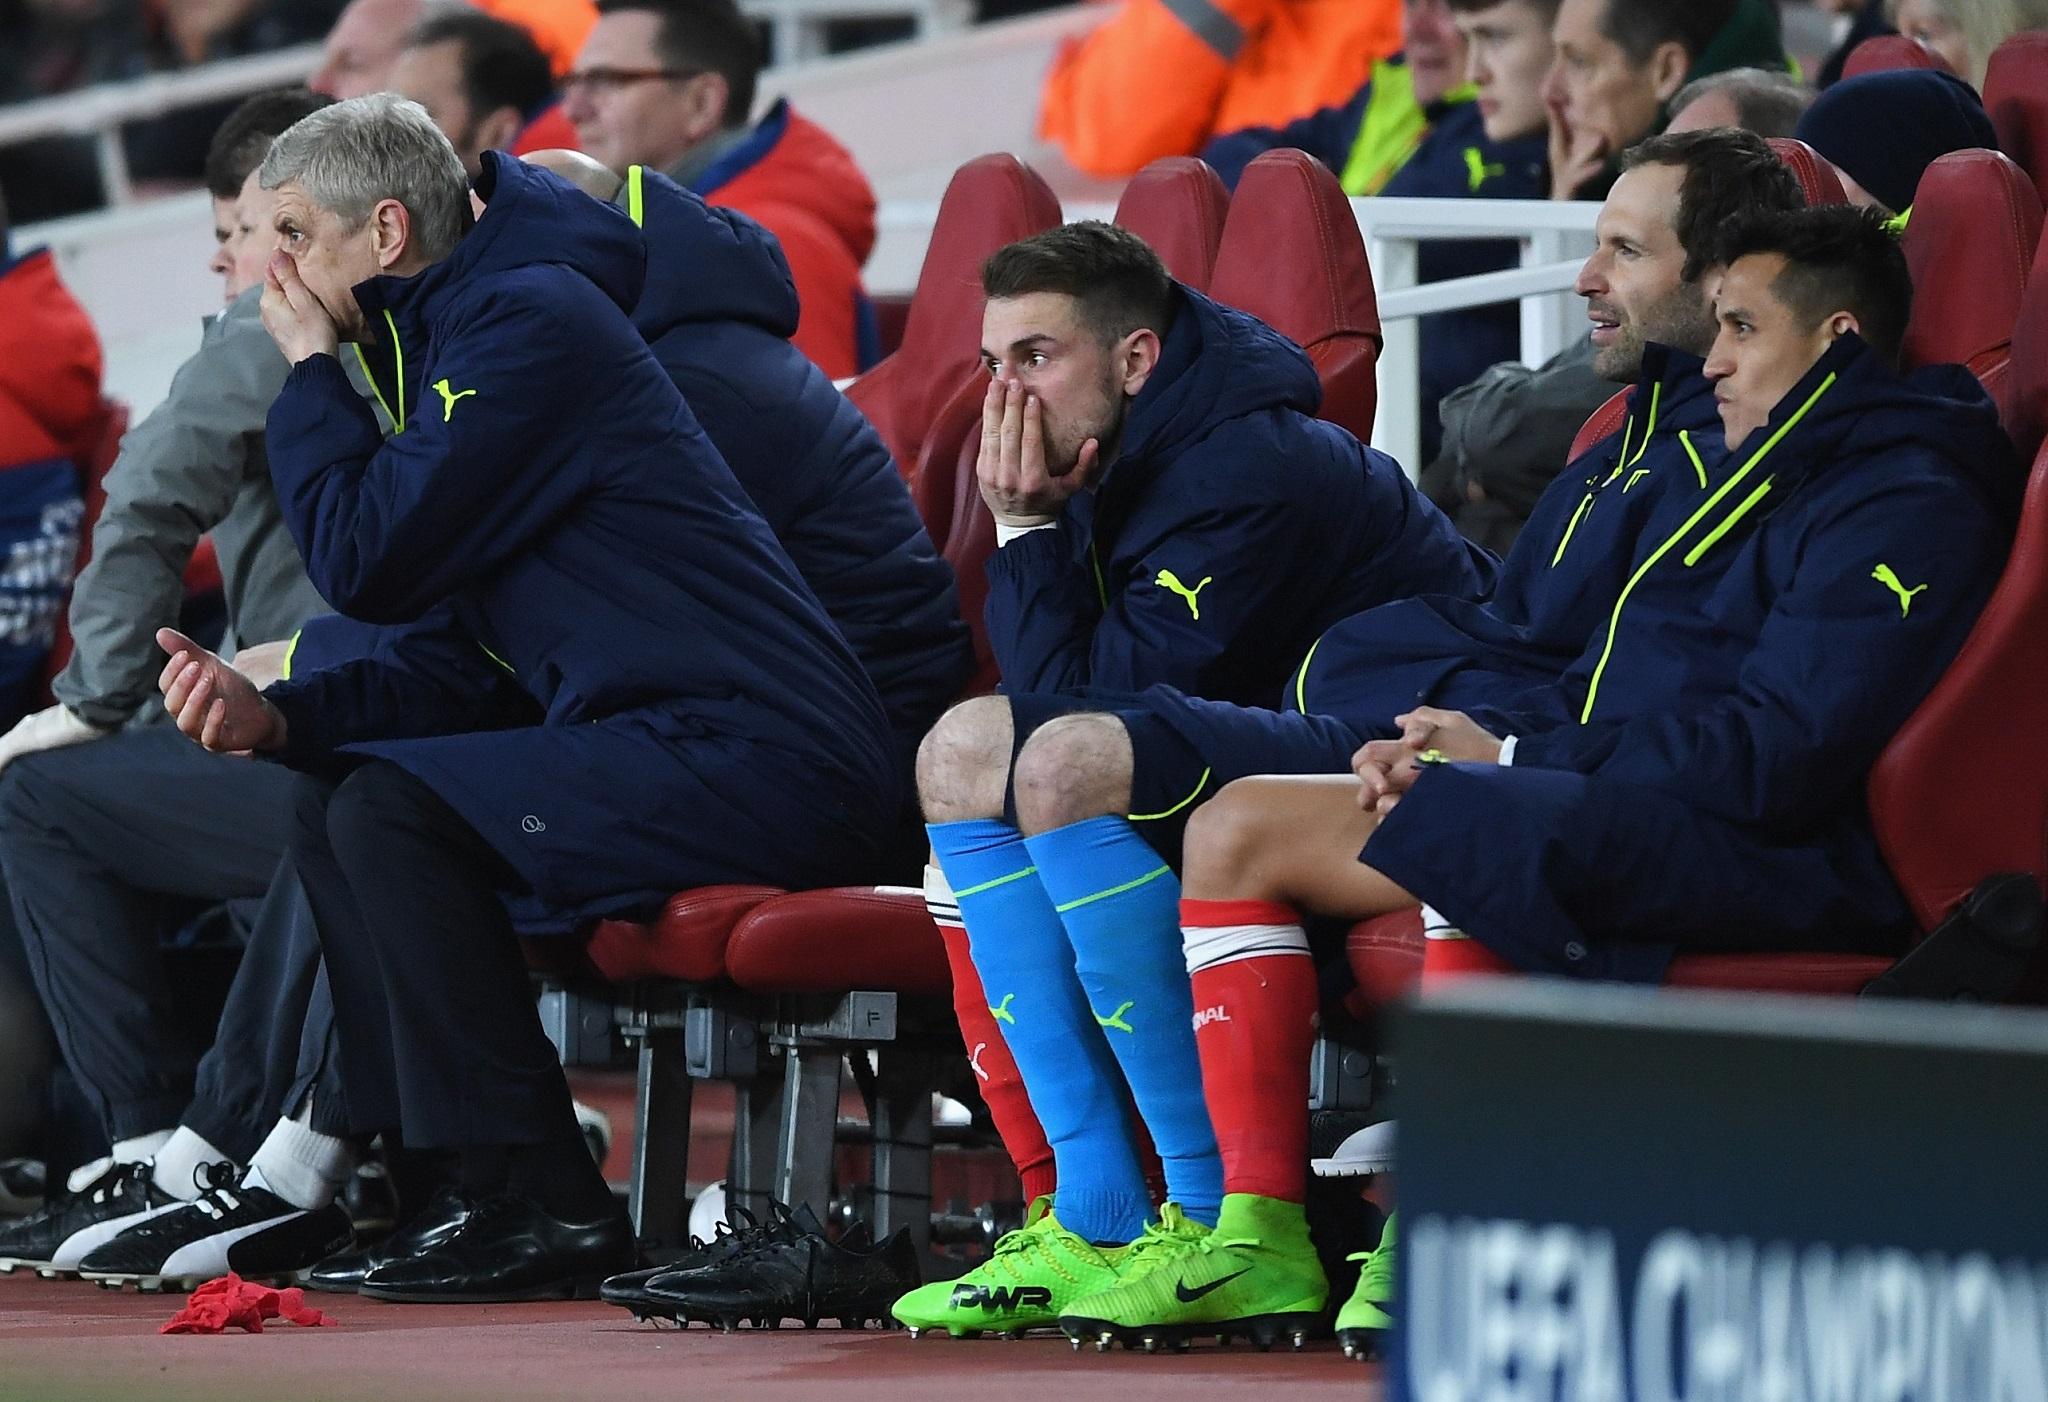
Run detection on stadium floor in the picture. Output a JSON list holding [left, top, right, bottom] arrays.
[[0, 1272, 1382, 1401]]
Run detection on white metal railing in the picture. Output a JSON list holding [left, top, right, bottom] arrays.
[[0, 0, 1025, 208], [0, 44, 321, 206], [1359, 197, 1598, 475]]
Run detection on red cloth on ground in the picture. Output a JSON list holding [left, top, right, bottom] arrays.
[[160, 1273, 337, 1334], [1182, 897, 1317, 1203]]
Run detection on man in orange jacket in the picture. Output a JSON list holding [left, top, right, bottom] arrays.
[[1041, 0, 1404, 178], [566, 0, 878, 377]]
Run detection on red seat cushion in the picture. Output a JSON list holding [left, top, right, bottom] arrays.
[[1114, 157, 1230, 291], [725, 887, 951, 998], [1209, 148, 1381, 442], [584, 885, 787, 983], [1766, 137, 1849, 206], [1985, 31, 2048, 207], [1902, 150, 2043, 374], [845, 155, 1061, 477], [1999, 175, 2048, 465], [1661, 952, 1893, 995], [1842, 34, 1953, 80], [1341, 909, 1893, 1006]]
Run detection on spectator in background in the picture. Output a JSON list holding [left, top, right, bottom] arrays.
[[1891, 0, 2048, 90], [1039, 0, 1403, 179], [1543, 0, 1789, 201], [1797, 67, 1999, 218], [1201, 0, 1466, 193], [1666, 66, 1813, 137], [309, 0, 424, 97], [0, 185, 99, 731], [1817, 0, 1894, 88], [390, 7, 559, 174], [1206, 0, 1554, 462], [566, 0, 879, 377]]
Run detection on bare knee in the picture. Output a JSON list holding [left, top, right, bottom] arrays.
[[916, 696, 1013, 824], [1011, 714, 1132, 835], [1181, 777, 1301, 902]]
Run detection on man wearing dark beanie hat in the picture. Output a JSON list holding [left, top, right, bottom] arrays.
[[1796, 67, 1999, 217]]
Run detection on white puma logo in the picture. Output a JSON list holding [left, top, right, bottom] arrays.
[[968, 1043, 990, 1082]]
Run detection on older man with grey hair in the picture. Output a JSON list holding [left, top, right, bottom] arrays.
[[136, 94, 906, 1304], [1666, 66, 1813, 137]]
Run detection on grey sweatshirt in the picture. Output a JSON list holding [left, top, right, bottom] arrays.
[[54, 285, 383, 727]]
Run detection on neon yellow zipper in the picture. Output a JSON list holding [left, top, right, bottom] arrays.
[[1578, 373, 1836, 723]]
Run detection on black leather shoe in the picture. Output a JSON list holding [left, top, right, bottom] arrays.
[[308, 1185, 476, 1294], [357, 1193, 635, 1303], [644, 1222, 920, 1330], [599, 1201, 832, 1319]]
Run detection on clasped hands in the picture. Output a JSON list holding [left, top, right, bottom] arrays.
[[1351, 706, 1503, 815]]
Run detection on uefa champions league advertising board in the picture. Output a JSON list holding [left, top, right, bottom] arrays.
[[1390, 983, 2048, 1402]]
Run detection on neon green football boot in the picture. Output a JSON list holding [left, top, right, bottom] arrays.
[[892, 1196, 1133, 1338], [1336, 1211, 1395, 1361], [1059, 1194, 1327, 1353]]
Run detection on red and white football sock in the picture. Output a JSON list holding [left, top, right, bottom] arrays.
[[1180, 897, 1318, 1203], [926, 864, 1055, 1204]]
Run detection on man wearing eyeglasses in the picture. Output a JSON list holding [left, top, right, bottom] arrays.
[[564, 0, 879, 377]]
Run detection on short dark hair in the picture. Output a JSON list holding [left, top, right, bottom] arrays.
[[1446, 0, 1561, 19], [981, 222, 1176, 345], [204, 87, 334, 199], [1670, 67, 1813, 138], [1716, 204, 1914, 365], [595, 0, 761, 128], [1621, 127, 1806, 282], [1599, 0, 1736, 64], [409, 9, 556, 124]]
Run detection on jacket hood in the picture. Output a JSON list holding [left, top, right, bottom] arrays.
[[1117, 287, 1321, 474], [622, 165, 800, 343], [357, 152, 649, 323], [0, 249, 103, 460], [695, 101, 877, 268], [1744, 333, 2019, 519]]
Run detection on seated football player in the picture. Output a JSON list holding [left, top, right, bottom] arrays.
[[1120, 202, 2013, 1356]]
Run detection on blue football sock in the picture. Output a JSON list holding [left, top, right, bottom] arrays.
[[926, 817, 1151, 1244], [1024, 816, 1223, 1226]]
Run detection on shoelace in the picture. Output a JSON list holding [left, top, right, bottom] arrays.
[[1348, 1243, 1393, 1292], [1121, 1215, 1209, 1270]]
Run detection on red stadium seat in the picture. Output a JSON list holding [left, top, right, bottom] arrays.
[[1984, 32, 2048, 206], [1901, 150, 2043, 374], [1343, 909, 1893, 1004], [1999, 220, 2048, 464], [1112, 157, 1230, 290], [1766, 137, 1849, 205], [582, 885, 787, 983], [845, 154, 1061, 488], [725, 887, 951, 998], [1842, 34, 1955, 79], [1209, 148, 1382, 442], [1567, 389, 1629, 463]]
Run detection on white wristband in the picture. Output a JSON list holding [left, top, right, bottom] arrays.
[[995, 521, 1058, 547], [1498, 734, 1518, 765]]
